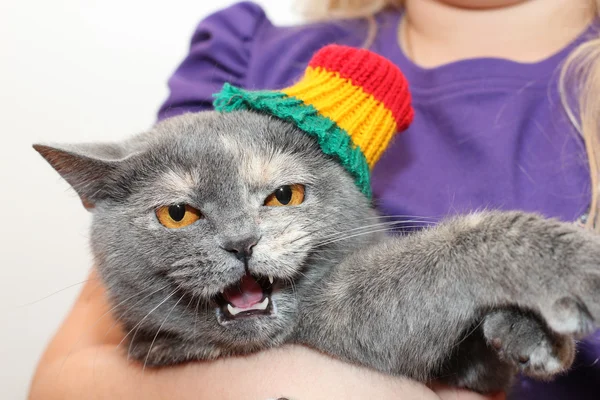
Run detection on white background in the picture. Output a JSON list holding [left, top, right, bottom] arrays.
[[0, 1, 301, 398]]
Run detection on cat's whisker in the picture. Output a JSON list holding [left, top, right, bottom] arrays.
[[288, 226, 334, 245], [308, 250, 348, 262], [281, 203, 384, 240], [181, 295, 196, 344], [290, 267, 318, 287], [56, 283, 170, 381], [318, 220, 434, 241], [285, 276, 299, 305], [142, 293, 186, 373], [204, 297, 210, 337], [194, 296, 201, 348], [290, 218, 434, 248], [120, 288, 179, 358], [281, 214, 301, 236], [18, 278, 102, 308], [97, 283, 174, 348], [293, 267, 310, 281], [289, 222, 387, 246], [184, 294, 195, 311], [312, 208, 439, 223], [314, 225, 426, 248], [314, 226, 423, 248], [325, 213, 438, 227], [451, 318, 485, 351], [357, 214, 439, 221], [285, 208, 366, 235]]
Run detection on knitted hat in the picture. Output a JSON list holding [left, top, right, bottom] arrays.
[[213, 44, 414, 198]]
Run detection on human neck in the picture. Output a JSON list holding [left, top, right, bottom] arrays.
[[400, 0, 595, 67]]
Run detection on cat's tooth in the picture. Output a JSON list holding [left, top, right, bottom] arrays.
[[227, 304, 242, 316], [255, 297, 269, 310], [268, 276, 274, 284], [226, 298, 269, 316]]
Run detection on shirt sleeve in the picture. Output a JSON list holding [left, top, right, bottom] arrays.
[[157, 2, 266, 121]]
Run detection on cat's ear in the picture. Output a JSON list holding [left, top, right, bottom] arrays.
[[33, 142, 127, 209]]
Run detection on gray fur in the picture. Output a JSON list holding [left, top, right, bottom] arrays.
[[34, 111, 600, 393]]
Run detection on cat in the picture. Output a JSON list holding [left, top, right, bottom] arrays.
[[34, 110, 600, 393]]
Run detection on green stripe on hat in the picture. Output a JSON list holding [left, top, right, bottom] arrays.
[[213, 83, 372, 198]]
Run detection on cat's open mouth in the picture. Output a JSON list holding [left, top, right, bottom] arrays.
[[215, 272, 275, 320]]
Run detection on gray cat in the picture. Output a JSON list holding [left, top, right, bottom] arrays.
[[34, 110, 600, 393]]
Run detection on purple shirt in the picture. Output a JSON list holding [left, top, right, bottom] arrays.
[[157, 2, 600, 398]]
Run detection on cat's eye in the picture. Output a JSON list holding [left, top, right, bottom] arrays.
[[156, 204, 202, 229], [264, 184, 305, 207]]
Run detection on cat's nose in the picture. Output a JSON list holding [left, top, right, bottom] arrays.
[[221, 236, 259, 261]]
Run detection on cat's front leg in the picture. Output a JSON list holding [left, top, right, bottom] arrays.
[[294, 210, 600, 391]]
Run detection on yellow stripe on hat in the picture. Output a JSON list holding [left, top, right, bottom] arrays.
[[283, 66, 397, 169]]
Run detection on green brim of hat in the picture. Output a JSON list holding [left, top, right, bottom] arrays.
[[213, 83, 372, 198]]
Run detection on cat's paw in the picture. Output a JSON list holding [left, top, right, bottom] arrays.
[[482, 308, 575, 379], [544, 296, 597, 338], [534, 220, 600, 336]]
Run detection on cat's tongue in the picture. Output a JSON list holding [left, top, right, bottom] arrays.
[[222, 273, 264, 308]]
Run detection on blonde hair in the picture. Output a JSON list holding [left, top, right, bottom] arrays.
[[300, 0, 600, 230]]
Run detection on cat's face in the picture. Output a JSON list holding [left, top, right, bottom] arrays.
[[35, 111, 376, 356]]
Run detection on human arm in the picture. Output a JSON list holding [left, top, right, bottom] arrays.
[[28, 269, 504, 400]]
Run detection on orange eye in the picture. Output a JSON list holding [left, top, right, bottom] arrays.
[[156, 204, 202, 229], [264, 184, 305, 207]]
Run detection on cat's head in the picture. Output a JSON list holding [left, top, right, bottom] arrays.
[[34, 111, 377, 356]]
